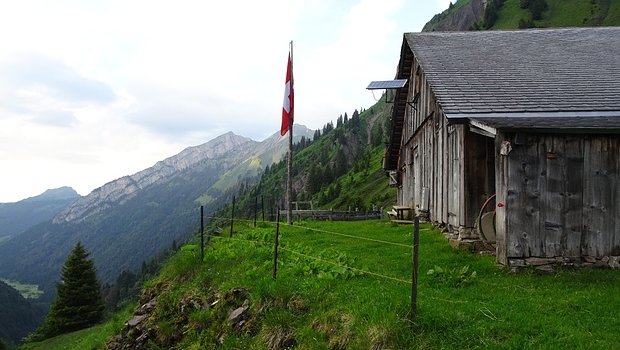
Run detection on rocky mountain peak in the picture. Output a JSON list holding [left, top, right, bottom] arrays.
[[34, 187, 79, 202], [53, 132, 257, 224]]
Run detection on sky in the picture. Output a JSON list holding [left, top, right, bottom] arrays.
[[0, 0, 451, 203]]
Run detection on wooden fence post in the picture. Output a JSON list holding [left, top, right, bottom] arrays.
[[230, 196, 235, 238], [273, 208, 280, 280], [411, 216, 420, 324], [200, 205, 204, 261]]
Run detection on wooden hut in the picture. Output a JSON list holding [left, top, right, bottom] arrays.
[[384, 27, 620, 267]]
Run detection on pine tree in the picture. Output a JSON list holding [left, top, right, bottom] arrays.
[[35, 242, 104, 339]]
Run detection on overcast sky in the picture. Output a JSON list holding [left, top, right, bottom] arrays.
[[0, 0, 451, 202]]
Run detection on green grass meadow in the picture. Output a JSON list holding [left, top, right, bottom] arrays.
[[1, 279, 43, 300], [19, 306, 134, 350], [144, 220, 620, 349], [22, 219, 620, 349], [494, 0, 618, 28]]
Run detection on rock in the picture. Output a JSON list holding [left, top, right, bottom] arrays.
[[422, 0, 485, 32], [594, 259, 608, 268], [229, 305, 249, 324], [126, 314, 147, 327], [449, 239, 474, 252], [228, 299, 250, 332], [526, 257, 556, 266], [609, 256, 620, 269], [224, 287, 249, 306], [54, 132, 257, 224], [509, 259, 526, 267], [583, 256, 597, 263], [137, 299, 156, 315]]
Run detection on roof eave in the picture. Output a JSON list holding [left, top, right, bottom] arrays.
[[385, 37, 414, 171]]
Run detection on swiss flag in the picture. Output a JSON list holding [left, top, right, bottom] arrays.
[[280, 52, 294, 136]]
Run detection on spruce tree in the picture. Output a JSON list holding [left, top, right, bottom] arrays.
[[36, 241, 104, 339]]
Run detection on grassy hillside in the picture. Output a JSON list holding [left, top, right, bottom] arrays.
[[26, 219, 620, 349], [225, 99, 394, 222], [493, 0, 620, 29], [20, 306, 133, 350], [424, 0, 620, 31]]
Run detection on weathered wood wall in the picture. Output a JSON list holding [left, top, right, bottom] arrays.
[[496, 132, 620, 264], [396, 58, 475, 232]]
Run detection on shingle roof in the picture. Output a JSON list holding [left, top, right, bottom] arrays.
[[385, 27, 620, 170], [405, 27, 620, 122]]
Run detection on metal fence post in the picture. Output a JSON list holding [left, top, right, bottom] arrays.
[[261, 195, 265, 222], [273, 208, 280, 280], [411, 216, 420, 324], [230, 196, 235, 238], [254, 196, 258, 227], [200, 205, 204, 261]]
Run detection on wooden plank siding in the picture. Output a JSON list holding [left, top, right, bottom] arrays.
[[396, 57, 470, 232], [496, 133, 620, 264]]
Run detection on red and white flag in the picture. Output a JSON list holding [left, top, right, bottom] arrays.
[[280, 52, 294, 136]]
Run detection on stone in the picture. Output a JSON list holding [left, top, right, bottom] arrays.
[[126, 314, 147, 327], [449, 239, 474, 252], [609, 256, 620, 269], [137, 299, 156, 315], [458, 227, 478, 240], [583, 256, 597, 263], [228, 305, 249, 324], [594, 259, 608, 268], [508, 259, 526, 267], [525, 257, 556, 266]]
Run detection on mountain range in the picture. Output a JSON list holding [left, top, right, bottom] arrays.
[[0, 187, 78, 243], [0, 126, 313, 304]]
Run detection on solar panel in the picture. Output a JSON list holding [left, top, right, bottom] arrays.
[[366, 79, 408, 90]]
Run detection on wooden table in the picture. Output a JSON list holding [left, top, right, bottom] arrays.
[[392, 206, 413, 220]]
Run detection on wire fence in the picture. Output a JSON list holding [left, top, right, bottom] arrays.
[[201, 214, 415, 284], [195, 203, 423, 322]]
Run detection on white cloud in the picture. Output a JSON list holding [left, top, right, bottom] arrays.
[[0, 0, 448, 202]]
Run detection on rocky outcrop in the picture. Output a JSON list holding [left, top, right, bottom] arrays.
[[53, 132, 256, 223], [422, 0, 486, 32], [106, 287, 258, 350]]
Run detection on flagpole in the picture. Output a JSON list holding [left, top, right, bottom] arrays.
[[286, 40, 294, 225]]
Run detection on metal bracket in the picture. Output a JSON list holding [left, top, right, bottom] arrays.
[[407, 92, 420, 110]]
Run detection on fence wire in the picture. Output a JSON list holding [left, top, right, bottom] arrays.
[[279, 246, 412, 285], [281, 222, 412, 248], [205, 216, 412, 249], [206, 233, 413, 286]]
